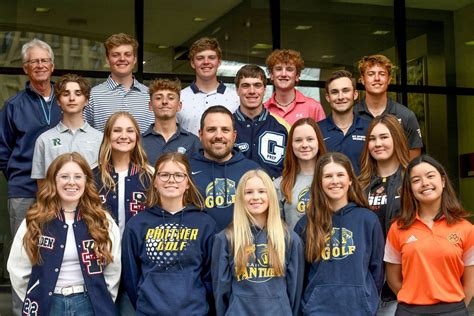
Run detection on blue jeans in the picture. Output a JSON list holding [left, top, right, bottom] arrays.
[[49, 293, 94, 316]]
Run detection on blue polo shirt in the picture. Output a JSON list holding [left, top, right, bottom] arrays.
[[319, 114, 370, 175], [141, 123, 201, 166]]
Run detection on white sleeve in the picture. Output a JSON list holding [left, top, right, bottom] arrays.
[[7, 220, 32, 301], [103, 214, 121, 302]]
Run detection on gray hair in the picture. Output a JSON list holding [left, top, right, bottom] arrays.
[[21, 38, 55, 64]]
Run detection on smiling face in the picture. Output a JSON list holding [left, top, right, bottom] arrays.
[[23, 46, 54, 85], [106, 44, 137, 79], [410, 162, 445, 208], [292, 123, 319, 162], [244, 176, 269, 226], [321, 162, 352, 209], [237, 77, 265, 113], [190, 49, 221, 82], [368, 123, 395, 163], [360, 64, 390, 96], [149, 89, 181, 121], [325, 77, 358, 115], [270, 62, 299, 91], [56, 161, 86, 210], [58, 82, 88, 116], [154, 160, 189, 203], [110, 116, 137, 154], [199, 112, 236, 162]]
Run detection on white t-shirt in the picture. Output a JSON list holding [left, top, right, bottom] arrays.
[[118, 170, 128, 235], [56, 218, 85, 288]]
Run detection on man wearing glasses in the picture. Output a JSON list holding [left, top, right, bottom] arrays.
[[0, 38, 61, 315], [0, 38, 61, 235]]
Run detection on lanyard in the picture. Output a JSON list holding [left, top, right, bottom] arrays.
[[38, 84, 54, 125]]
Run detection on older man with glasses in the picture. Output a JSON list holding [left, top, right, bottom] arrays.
[[0, 38, 61, 315], [0, 38, 62, 234]]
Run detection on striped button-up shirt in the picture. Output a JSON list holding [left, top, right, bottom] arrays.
[[85, 75, 153, 133]]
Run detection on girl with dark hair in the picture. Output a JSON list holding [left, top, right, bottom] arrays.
[[212, 169, 304, 316], [8, 153, 121, 316], [359, 114, 410, 314], [359, 114, 410, 236], [274, 118, 326, 229], [295, 152, 384, 315], [122, 153, 216, 315], [385, 155, 473, 315]]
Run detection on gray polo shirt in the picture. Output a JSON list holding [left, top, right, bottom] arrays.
[[31, 121, 103, 179], [354, 97, 423, 149]]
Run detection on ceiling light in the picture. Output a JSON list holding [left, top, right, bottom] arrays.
[[35, 7, 50, 13], [321, 55, 335, 59], [465, 40, 474, 46], [250, 50, 261, 55], [193, 17, 207, 22], [158, 45, 169, 49], [295, 25, 312, 31], [142, 61, 146, 64], [252, 43, 272, 49], [372, 30, 390, 35]]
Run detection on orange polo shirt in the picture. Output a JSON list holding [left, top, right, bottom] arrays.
[[384, 214, 474, 305]]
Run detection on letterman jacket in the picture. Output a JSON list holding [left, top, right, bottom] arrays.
[[8, 210, 121, 316], [233, 108, 289, 179], [94, 163, 151, 227], [366, 167, 403, 236]]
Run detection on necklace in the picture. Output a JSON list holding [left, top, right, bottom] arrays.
[[337, 123, 351, 131], [275, 94, 296, 107], [63, 209, 76, 214]]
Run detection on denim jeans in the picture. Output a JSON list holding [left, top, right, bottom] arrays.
[[49, 293, 94, 316]]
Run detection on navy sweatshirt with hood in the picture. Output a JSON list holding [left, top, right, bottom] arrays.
[[121, 204, 216, 316], [189, 149, 260, 231], [294, 203, 384, 316], [212, 225, 304, 316]]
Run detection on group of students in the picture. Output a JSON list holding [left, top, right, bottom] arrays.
[[1, 30, 471, 316], [6, 105, 473, 316]]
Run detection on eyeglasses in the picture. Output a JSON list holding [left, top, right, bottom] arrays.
[[56, 174, 87, 182], [24, 58, 52, 66], [157, 172, 187, 183]]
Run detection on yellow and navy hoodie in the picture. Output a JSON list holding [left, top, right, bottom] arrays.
[[212, 225, 304, 316], [8, 210, 121, 316], [122, 204, 216, 316], [294, 202, 385, 316]]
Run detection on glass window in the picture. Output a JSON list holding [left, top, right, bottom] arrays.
[[143, 0, 272, 75], [280, 0, 395, 79], [458, 95, 474, 212], [0, 0, 135, 71]]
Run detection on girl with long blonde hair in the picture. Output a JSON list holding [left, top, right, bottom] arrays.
[[295, 152, 384, 315], [122, 153, 216, 315], [274, 118, 326, 229], [95, 111, 153, 234], [8, 152, 121, 316], [212, 169, 304, 316]]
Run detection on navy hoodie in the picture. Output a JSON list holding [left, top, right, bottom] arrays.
[[122, 204, 216, 316], [189, 149, 260, 231], [294, 203, 384, 316], [212, 225, 304, 316]]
